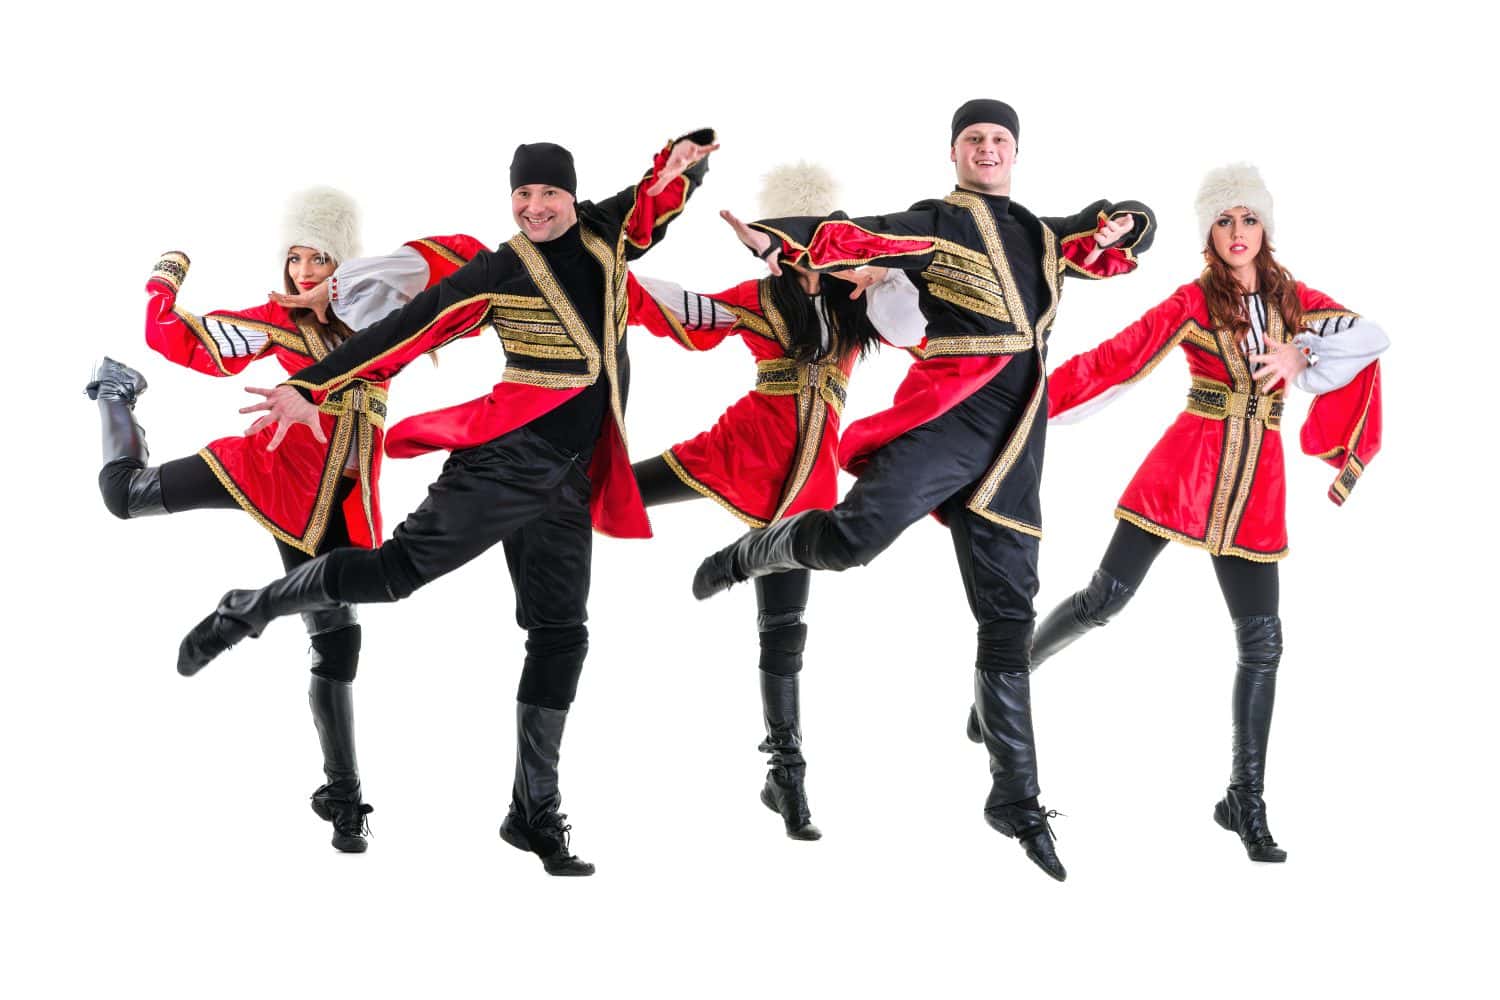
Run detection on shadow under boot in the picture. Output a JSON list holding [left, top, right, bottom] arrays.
[[758, 670, 821, 841], [89, 357, 166, 519], [308, 668, 372, 854], [966, 569, 1136, 743], [1213, 615, 1287, 863], [498, 702, 595, 876], [975, 667, 1065, 882], [178, 556, 341, 676]]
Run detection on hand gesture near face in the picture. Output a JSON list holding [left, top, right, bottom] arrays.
[[269, 280, 332, 323], [646, 136, 722, 196]]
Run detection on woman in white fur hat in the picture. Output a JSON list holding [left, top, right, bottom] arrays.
[[626, 162, 922, 841], [84, 188, 486, 853], [971, 164, 1389, 863]]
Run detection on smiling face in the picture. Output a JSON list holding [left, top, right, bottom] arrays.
[[511, 185, 578, 242], [1208, 207, 1265, 270], [286, 245, 336, 291], [950, 123, 1017, 195]]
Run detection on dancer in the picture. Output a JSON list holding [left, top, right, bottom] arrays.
[[693, 100, 1155, 881], [968, 164, 1385, 863], [628, 163, 919, 840], [86, 187, 482, 853], [175, 131, 718, 876]]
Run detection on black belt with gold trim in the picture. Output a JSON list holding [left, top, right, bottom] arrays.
[[754, 358, 848, 415], [1185, 376, 1282, 429], [320, 383, 389, 429]]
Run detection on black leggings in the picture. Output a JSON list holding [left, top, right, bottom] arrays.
[[1100, 520, 1279, 619], [633, 454, 811, 675], [135, 454, 363, 681]]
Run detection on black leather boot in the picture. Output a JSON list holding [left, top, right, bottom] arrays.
[[693, 511, 827, 600], [308, 673, 372, 853], [1213, 615, 1286, 862], [177, 556, 341, 676], [975, 668, 1065, 881], [498, 702, 595, 876], [758, 671, 821, 841], [88, 357, 167, 519], [966, 569, 1137, 743]]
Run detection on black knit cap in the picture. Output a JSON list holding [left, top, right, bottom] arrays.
[[510, 142, 577, 196], [950, 99, 1020, 145]]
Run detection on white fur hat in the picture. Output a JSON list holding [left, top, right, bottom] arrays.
[[1195, 163, 1274, 242], [281, 186, 361, 264], [758, 161, 839, 219]]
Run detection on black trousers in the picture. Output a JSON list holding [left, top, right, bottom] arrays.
[[634, 454, 811, 673], [1100, 521, 1279, 618], [791, 367, 1043, 633], [112, 454, 362, 681], [322, 426, 595, 710]]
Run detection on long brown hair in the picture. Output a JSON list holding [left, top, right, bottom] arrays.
[[283, 264, 356, 352], [1198, 240, 1302, 339]]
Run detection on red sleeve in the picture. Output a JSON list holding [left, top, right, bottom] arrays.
[[144, 280, 288, 377], [626, 274, 760, 351], [405, 234, 490, 284], [1048, 284, 1199, 418]]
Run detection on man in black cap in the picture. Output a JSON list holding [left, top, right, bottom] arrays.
[[175, 129, 718, 876], [704, 100, 1153, 881]]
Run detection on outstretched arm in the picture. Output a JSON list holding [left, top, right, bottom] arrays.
[[741, 206, 942, 275], [627, 273, 747, 351], [1048, 284, 1196, 421], [585, 129, 718, 260], [144, 253, 286, 377]]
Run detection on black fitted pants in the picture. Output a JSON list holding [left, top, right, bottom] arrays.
[[317, 426, 595, 710], [634, 454, 810, 674], [1100, 520, 1279, 618]]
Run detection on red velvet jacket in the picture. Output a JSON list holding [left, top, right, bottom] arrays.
[[143, 234, 484, 554], [627, 273, 857, 527], [1048, 280, 1383, 561]]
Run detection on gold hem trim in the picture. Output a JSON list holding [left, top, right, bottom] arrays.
[[662, 450, 769, 529]]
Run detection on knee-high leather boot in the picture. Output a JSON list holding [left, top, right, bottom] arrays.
[[177, 556, 341, 676], [693, 511, 834, 600], [498, 702, 595, 876], [975, 667, 1066, 882], [966, 569, 1136, 743], [308, 674, 372, 853], [88, 357, 166, 518], [758, 671, 821, 841], [1213, 615, 1287, 862], [305, 609, 371, 853]]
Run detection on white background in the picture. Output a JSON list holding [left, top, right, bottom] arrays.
[[4, 2, 1491, 996]]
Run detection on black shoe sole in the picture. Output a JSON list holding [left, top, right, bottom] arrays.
[[1213, 801, 1288, 863]]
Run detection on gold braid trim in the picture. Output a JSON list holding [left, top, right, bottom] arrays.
[[661, 450, 769, 529], [151, 251, 190, 292]]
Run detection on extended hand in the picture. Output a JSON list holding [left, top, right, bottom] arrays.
[[240, 385, 326, 450], [1249, 339, 1308, 394], [269, 280, 332, 323], [840, 266, 889, 300], [1082, 214, 1135, 267], [720, 209, 781, 276], [646, 137, 721, 196]]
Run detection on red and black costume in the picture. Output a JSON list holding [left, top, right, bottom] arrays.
[[1010, 273, 1386, 863], [175, 133, 714, 875], [692, 185, 1155, 875], [140, 235, 484, 553], [626, 266, 911, 839], [87, 232, 482, 853]]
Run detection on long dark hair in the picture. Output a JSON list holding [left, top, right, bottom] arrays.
[[283, 262, 356, 352], [1199, 240, 1302, 339], [765, 267, 883, 364]]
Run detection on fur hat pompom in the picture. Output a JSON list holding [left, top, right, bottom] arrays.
[[759, 161, 839, 220], [281, 186, 361, 264], [1195, 163, 1274, 242]]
